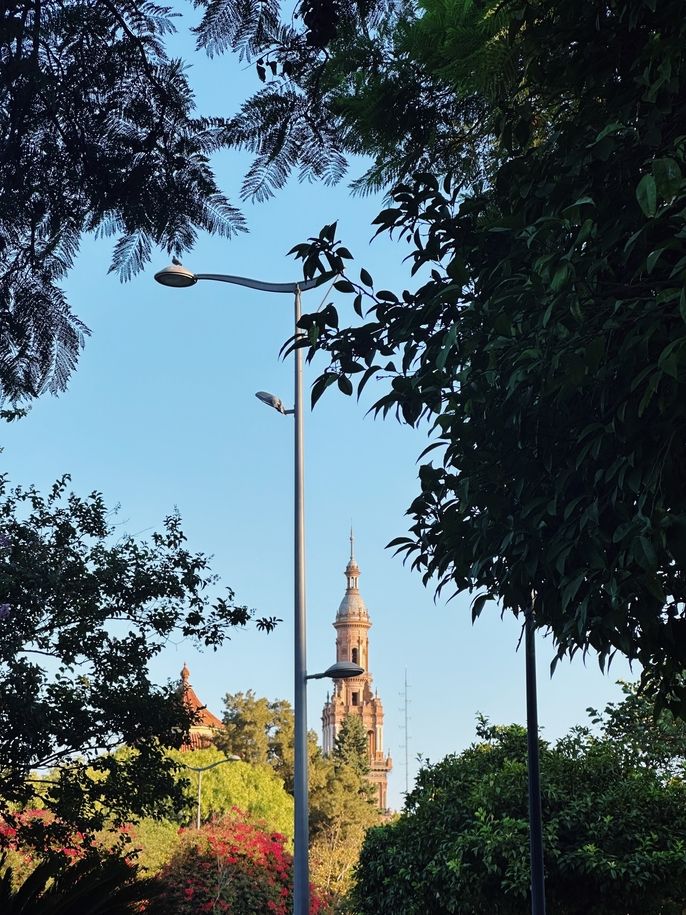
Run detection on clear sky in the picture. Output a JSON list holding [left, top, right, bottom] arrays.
[[2, 3, 636, 810]]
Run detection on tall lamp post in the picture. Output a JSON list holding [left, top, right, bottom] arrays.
[[153, 262, 358, 915], [525, 606, 546, 915], [180, 755, 240, 830]]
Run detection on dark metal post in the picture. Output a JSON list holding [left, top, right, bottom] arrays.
[[525, 609, 546, 915], [292, 286, 310, 915]]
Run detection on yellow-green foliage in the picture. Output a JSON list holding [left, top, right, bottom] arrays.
[[129, 818, 181, 875], [167, 748, 294, 843]]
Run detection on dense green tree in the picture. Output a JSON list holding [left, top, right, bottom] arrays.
[[309, 756, 379, 903], [199, 0, 686, 712], [588, 681, 686, 778], [0, 1, 244, 402], [350, 711, 686, 915], [217, 690, 321, 792], [216, 693, 379, 904], [0, 473, 276, 851], [333, 715, 369, 778], [218, 690, 292, 767]]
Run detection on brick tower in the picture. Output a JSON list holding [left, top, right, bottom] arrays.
[[321, 534, 392, 810]]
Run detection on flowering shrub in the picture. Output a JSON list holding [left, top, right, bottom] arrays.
[[0, 809, 93, 888], [150, 810, 331, 915]]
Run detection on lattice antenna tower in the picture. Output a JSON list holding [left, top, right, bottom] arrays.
[[399, 667, 412, 796]]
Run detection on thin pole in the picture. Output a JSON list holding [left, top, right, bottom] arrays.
[[196, 769, 202, 831], [404, 668, 409, 796], [525, 609, 546, 915], [293, 286, 310, 915]]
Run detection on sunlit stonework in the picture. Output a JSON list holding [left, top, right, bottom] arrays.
[[321, 534, 392, 810]]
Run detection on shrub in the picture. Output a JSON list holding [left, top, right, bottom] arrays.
[[150, 810, 331, 914]]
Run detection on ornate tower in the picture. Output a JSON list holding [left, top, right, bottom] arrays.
[[321, 534, 392, 810]]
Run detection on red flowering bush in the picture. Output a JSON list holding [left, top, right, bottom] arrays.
[[0, 809, 93, 887], [149, 810, 331, 915]]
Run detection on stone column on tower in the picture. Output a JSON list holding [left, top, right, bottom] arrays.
[[321, 533, 392, 810]]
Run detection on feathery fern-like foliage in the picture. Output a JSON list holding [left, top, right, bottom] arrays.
[[0, 853, 161, 914], [0, 1, 244, 403]]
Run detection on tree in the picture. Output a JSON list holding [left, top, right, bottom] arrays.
[[217, 690, 319, 793], [0, 1, 244, 403], [216, 693, 380, 904], [350, 711, 686, 915], [197, 0, 686, 712], [219, 691, 293, 767], [0, 473, 276, 851], [309, 757, 379, 904], [332, 715, 369, 777], [588, 681, 686, 779]]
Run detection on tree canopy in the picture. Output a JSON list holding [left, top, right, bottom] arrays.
[[166, 747, 294, 839], [333, 714, 370, 777], [0, 1, 244, 402], [350, 704, 686, 915], [199, 0, 686, 713], [216, 692, 379, 903], [0, 473, 275, 850]]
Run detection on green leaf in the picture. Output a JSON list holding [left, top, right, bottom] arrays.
[[646, 249, 665, 274], [561, 573, 585, 611], [652, 158, 682, 198], [360, 268, 374, 288], [337, 375, 353, 396], [551, 262, 573, 291], [470, 592, 492, 621], [636, 174, 657, 218], [436, 325, 458, 371], [334, 280, 355, 293]]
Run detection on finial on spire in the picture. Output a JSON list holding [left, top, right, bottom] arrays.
[[181, 662, 190, 684], [350, 525, 355, 562]]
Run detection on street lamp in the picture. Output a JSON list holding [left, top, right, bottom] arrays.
[[154, 260, 336, 915], [180, 755, 241, 830]]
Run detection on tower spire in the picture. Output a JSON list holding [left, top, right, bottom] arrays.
[[321, 535, 392, 810]]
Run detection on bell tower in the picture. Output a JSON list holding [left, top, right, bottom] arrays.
[[321, 533, 392, 810]]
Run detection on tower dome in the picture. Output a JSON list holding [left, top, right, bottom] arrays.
[[322, 532, 392, 811], [337, 530, 369, 621]]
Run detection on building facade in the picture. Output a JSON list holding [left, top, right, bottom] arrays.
[[321, 536, 392, 810]]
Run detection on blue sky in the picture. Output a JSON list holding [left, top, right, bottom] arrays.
[[2, 3, 635, 810]]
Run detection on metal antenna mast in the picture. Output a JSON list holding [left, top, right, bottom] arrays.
[[399, 668, 411, 796]]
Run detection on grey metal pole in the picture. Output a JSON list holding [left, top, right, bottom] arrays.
[[292, 286, 310, 915], [525, 609, 546, 915], [196, 769, 202, 831]]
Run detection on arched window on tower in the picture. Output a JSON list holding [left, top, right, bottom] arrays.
[[352, 647, 359, 665]]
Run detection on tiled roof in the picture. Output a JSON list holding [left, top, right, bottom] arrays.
[[180, 663, 224, 730]]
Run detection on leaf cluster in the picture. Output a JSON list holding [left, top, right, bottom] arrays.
[[0, 1, 245, 401], [0, 851, 161, 914], [0, 473, 265, 850], [283, 0, 686, 714], [351, 710, 686, 914]]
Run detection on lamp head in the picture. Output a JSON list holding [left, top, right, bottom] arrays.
[[325, 661, 364, 679], [306, 661, 365, 680], [154, 263, 198, 288], [255, 391, 287, 414]]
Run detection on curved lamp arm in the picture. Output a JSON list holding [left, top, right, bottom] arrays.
[[180, 755, 240, 774], [196, 274, 322, 294], [154, 262, 328, 294]]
